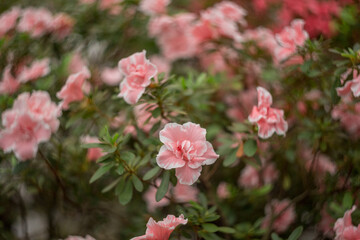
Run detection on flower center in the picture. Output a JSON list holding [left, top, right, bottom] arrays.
[[175, 140, 194, 161]]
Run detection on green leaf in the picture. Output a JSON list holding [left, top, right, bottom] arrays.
[[243, 139, 257, 157], [143, 167, 160, 181], [102, 178, 121, 193], [89, 163, 114, 183], [156, 171, 170, 202], [118, 180, 133, 205], [202, 223, 219, 233], [131, 175, 143, 192], [217, 227, 235, 234], [342, 192, 353, 209], [151, 108, 161, 118], [121, 151, 136, 162], [223, 148, 238, 167], [271, 233, 283, 240], [288, 226, 303, 240], [81, 143, 104, 149], [116, 165, 125, 175]]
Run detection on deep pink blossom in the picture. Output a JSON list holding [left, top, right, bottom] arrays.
[[156, 122, 219, 185], [17, 8, 53, 37], [18, 58, 50, 83], [0, 66, 20, 95], [334, 206, 360, 240], [248, 87, 288, 139], [51, 13, 74, 40], [140, 0, 171, 16], [118, 50, 157, 104], [81, 136, 104, 162], [262, 199, 296, 233], [57, 67, 91, 110], [131, 214, 187, 240], [0, 7, 21, 37], [173, 183, 199, 203], [101, 67, 123, 86]]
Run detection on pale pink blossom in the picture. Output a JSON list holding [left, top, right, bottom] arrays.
[[334, 206, 360, 240], [118, 50, 157, 104], [131, 214, 187, 240], [199, 46, 238, 76], [0, 7, 21, 37], [101, 67, 123, 86], [18, 59, 50, 83], [248, 87, 288, 139], [17, 8, 53, 37], [51, 13, 74, 40], [226, 88, 258, 121], [0, 66, 20, 95], [303, 149, 336, 177], [57, 67, 91, 110], [140, 0, 171, 16], [242, 28, 277, 55], [150, 55, 171, 80], [239, 163, 278, 189], [65, 235, 96, 240], [143, 179, 170, 212], [337, 69, 360, 98], [68, 52, 87, 74], [217, 182, 230, 199], [262, 199, 296, 233], [99, 0, 122, 15], [156, 122, 219, 185], [81, 136, 104, 161], [213, 1, 247, 26], [332, 101, 360, 139], [173, 183, 198, 203], [134, 103, 162, 133]]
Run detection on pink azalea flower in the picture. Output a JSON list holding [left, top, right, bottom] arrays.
[[101, 67, 123, 86], [18, 58, 50, 83], [134, 103, 163, 133], [336, 69, 360, 98], [17, 8, 53, 38], [334, 206, 360, 240], [12, 91, 61, 132], [217, 182, 230, 199], [173, 183, 199, 203], [118, 50, 157, 104], [57, 67, 91, 110], [65, 235, 96, 240], [261, 199, 296, 233], [248, 87, 288, 139], [242, 28, 277, 55], [150, 55, 171, 81], [318, 207, 335, 238], [139, 0, 171, 16], [131, 214, 188, 240], [213, 1, 247, 26], [68, 52, 87, 74], [239, 163, 278, 189], [0, 7, 21, 38], [143, 179, 171, 212], [156, 122, 219, 185], [332, 101, 360, 139], [0, 66, 20, 95], [303, 149, 336, 177], [81, 136, 104, 162], [99, 0, 122, 15], [51, 13, 74, 40]]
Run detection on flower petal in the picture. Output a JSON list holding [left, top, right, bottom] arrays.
[[175, 164, 202, 185], [156, 145, 186, 169]]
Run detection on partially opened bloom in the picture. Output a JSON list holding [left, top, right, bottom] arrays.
[[0, 66, 20, 95], [131, 214, 187, 240], [248, 87, 288, 139], [334, 206, 360, 240], [17, 7, 53, 37], [18, 58, 50, 83], [262, 199, 296, 233], [140, 0, 171, 16], [118, 51, 157, 104], [156, 122, 219, 185], [57, 67, 90, 110], [0, 7, 21, 37]]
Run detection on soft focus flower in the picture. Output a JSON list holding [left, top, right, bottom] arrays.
[[217, 182, 230, 199], [65, 235, 96, 240], [173, 183, 198, 203], [336, 69, 360, 98], [143, 179, 171, 212], [99, 0, 122, 15], [0, 66, 20, 95], [303, 149, 336, 177], [318, 207, 335, 238], [242, 27, 277, 55], [18, 58, 50, 83], [213, 1, 247, 26], [334, 206, 360, 240], [51, 13, 74, 40], [131, 214, 188, 240], [248, 87, 288, 139], [140, 0, 171, 16], [156, 122, 219, 185], [239, 163, 278, 189], [150, 55, 171, 80], [81, 136, 104, 161], [332, 101, 360, 139], [0, 7, 21, 37], [262, 199, 296, 233], [101, 67, 123, 86], [134, 103, 162, 133], [68, 52, 87, 74], [57, 67, 91, 110], [118, 50, 157, 104], [17, 8, 53, 37]]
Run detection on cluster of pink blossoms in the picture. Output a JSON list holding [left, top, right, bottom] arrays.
[[0, 6, 74, 39], [79, 0, 122, 15], [0, 91, 61, 160], [131, 214, 187, 240], [156, 122, 219, 185], [248, 87, 288, 139], [334, 206, 360, 240]]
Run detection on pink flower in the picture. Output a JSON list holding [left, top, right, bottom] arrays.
[[262, 199, 296, 233], [318, 207, 335, 238], [65, 235, 96, 240], [173, 183, 198, 203], [337, 69, 360, 98], [213, 1, 247, 26], [17, 8, 53, 38], [131, 214, 187, 240], [57, 67, 91, 110], [139, 0, 171, 16], [242, 28, 277, 55], [118, 50, 157, 104], [51, 13, 74, 40], [303, 149, 336, 177], [134, 103, 162, 133], [143, 179, 170, 212], [81, 136, 104, 161], [99, 0, 122, 15], [156, 122, 219, 185], [12, 91, 61, 132], [68, 52, 87, 74], [101, 67, 123, 86], [332, 101, 360, 139], [239, 163, 278, 189], [334, 206, 360, 240], [0, 7, 21, 37], [150, 55, 171, 80], [217, 182, 230, 199], [18, 58, 50, 83], [0, 66, 20, 95], [248, 87, 288, 139]]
